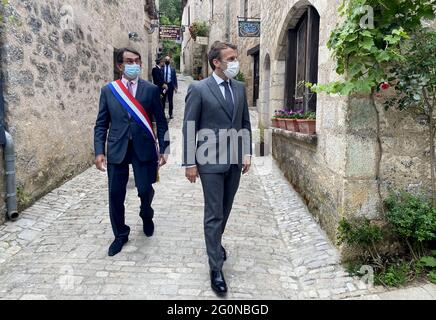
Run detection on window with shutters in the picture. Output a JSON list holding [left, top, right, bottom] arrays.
[[285, 6, 320, 112]]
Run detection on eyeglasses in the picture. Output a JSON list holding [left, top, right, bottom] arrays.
[[123, 59, 142, 65]]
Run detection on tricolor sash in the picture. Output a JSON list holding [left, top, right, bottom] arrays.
[[108, 80, 159, 160]]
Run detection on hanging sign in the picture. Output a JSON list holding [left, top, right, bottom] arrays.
[[238, 20, 261, 37], [159, 25, 182, 40]]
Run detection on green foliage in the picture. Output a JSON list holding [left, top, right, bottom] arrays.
[[337, 218, 384, 248], [235, 71, 245, 82], [189, 21, 209, 40], [312, 0, 435, 96], [17, 186, 32, 209], [374, 263, 410, 287], [385, 30, 436, 112], [420, 251, 436, 283], [385, 192, 436, 243], [159, 0, 182, 25], [160, 15, 172, 26], [303, 112, 316, 120], [162, 40, 181, 71]]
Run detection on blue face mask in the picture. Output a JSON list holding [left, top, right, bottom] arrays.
[[124, 64, 141, 79]]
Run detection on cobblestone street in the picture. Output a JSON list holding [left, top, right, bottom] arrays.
[[0, 76, 434, 300]]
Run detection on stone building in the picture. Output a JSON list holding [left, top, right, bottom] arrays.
[[181, 0, 261, 107], [259, 0, 435, 248], [0, 0, 160, 224]]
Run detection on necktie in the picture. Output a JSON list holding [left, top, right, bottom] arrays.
[[127, 81, 134, 119], [127, 81, 134, 97], [221, 81, 235, 116]]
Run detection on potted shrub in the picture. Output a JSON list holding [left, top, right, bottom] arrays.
[[297, 111, 316, 135]]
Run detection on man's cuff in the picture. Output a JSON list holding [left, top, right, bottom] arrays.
[[185, 165, 197, 168]]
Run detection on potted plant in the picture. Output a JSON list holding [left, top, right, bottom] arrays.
[[297, 111, 316, 135], [272, 110, 288, 129], [285, 109, 304, 132]]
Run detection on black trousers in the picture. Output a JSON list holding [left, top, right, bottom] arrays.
[[107, 141, 156, 240], [161, 83, 175, 117]]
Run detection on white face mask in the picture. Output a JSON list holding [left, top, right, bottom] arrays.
[[223, 60, 240, 79]]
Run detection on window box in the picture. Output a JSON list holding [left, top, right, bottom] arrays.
[[297, 119, 316, 135], [285, 119, 300, 132]]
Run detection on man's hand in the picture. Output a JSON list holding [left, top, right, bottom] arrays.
[[159, 154, 169, 167], [174, 87, 178, 94], [242, 155, 252, 175], [163, 84, 168, 90], [95, 155, 107, 172], [186, 166, 199, 183]]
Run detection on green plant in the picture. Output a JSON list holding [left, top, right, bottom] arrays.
[[17, 186, 32, 209], [235, 71, 245, 82], [309, 0, 436, 212], [337, 217, 385, 266], [189, 21, 209, 40], [386, 30, 436, 205], [375, 263, 411, 287], [303, 111, 316, 120], [420, 250, 436, 284], [385, 191, 436, 259]]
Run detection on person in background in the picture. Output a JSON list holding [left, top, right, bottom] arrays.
[[152, 56, 167, 106], [161, 56, 178, 119]]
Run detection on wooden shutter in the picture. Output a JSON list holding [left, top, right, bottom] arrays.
[[285, 6, 320, 112]]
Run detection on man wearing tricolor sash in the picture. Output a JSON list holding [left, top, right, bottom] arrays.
[[94, 48, 170, 257]]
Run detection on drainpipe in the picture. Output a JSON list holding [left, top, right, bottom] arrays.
[[0, 68, 19, 221], [4, 132, 18, 221]]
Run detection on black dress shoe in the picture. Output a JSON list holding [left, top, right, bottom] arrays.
[[222, 246, 227, 262], [108, 237, 128, 257], [143, 220, 154, 237], [210, 270, 228, 297]]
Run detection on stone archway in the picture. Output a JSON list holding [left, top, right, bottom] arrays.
[[268, 0, 317, 114]]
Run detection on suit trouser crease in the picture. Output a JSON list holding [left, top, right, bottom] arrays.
[[107, 142, 155, 240], [162, 84, 175, 117], [200, 165, 241, 271]]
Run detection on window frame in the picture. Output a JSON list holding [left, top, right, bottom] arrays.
[[285, 6, 320, 112]]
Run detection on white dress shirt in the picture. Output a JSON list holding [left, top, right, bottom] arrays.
[[212, 72, 235, 104]]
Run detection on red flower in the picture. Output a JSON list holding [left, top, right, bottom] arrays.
[[380, 82, 390, 90]]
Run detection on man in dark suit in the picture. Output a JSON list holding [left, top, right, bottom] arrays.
[[94, 48, 170, 257], [152, 56, 167, 104], [162, 56, 178, 119], [182, 41, 252, 296]]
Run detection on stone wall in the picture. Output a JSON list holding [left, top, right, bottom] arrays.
[[229, 0, 261, 107], [261, 0, 436, 249], [261, 0, 348, 242], [182, 0, 261, 106], [0, 0, 156, 221], [181, 0, 210, 77]]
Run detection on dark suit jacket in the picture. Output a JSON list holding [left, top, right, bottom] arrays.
[[162, 65, 178, 89], [182, 76, 252, 174], [152, 66, 165, 93], [94, 79, 170, 165]]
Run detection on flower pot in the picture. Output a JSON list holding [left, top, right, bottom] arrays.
[[297, 119, 316, 135], [271, 118, 279, 128], [277, 118, 287, 130], [284, 119, 299, 132]]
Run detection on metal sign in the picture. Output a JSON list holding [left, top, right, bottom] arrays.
[[196, 36, 209, 46], [238, 20, 261, 37], [159, 25, 181, 40]]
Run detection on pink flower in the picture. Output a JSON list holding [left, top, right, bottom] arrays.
[[380, 82, 390, 90]]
